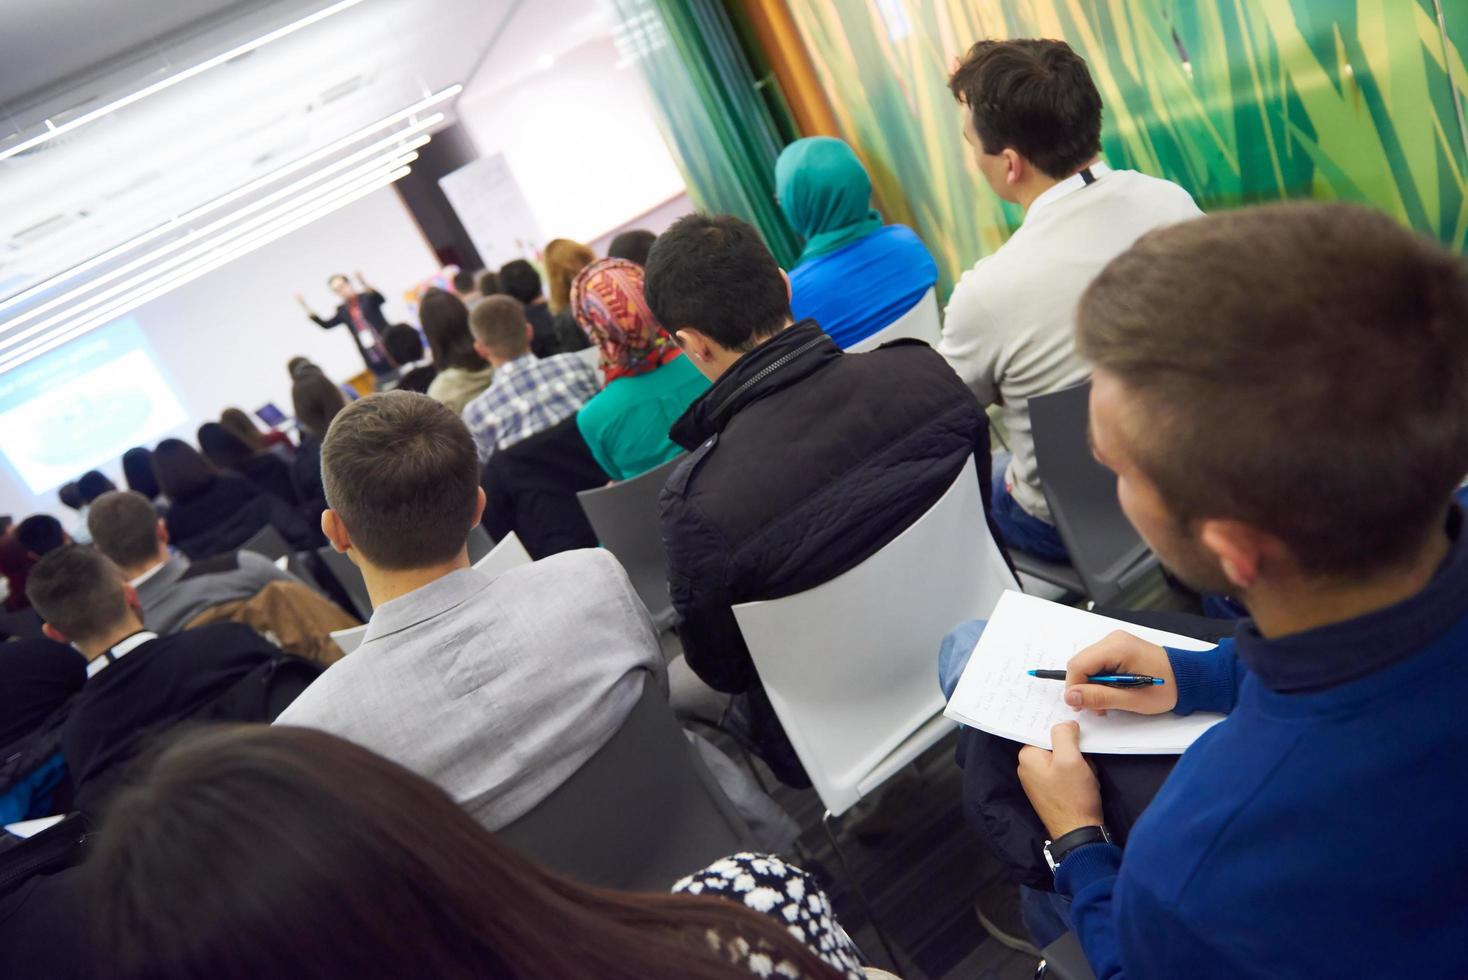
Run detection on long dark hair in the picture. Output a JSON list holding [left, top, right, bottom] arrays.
[[151, 439, 218, 502], [219, 408, 267, 451], [86, 726, 843, 980], [420, 288, 489, 372], [291, 370, 348, 440], [121, 447, 160, 500], [196, 422, 258, 471]]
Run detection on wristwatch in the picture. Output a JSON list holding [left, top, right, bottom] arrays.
[[1044, 825, 1112, 873]]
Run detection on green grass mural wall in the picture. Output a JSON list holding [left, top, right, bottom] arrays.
[[786, 1, 1468, 296]]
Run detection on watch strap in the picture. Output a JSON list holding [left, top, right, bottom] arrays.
[[1045, 825, 1111, 871]]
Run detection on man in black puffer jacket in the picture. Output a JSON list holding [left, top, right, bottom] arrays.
[[647, 214, 1001, 786]]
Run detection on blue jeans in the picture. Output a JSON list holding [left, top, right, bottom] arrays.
[[939, 619, 1076, 946], [992, 454, 1070, 563], [938, 618, 986, 700]]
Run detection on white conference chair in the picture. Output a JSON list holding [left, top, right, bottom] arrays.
[[844, 285, 941, 353], [731, 454, 1016, 962], [330, 533, 533, 656], [329, 623, 369, 657], [472, 530, 532, 578]]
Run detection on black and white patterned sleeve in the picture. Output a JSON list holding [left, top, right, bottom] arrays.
[[673, 852, 867, 980]]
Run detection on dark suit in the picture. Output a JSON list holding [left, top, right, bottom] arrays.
[[0, 639, 85, 749], [309, 290, 394, 376], [62, 624, 289, 816]]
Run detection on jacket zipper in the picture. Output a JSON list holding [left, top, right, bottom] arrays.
[[711, 335, 828, 421]]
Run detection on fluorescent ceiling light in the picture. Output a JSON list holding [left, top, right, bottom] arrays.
[[0, 166, 412, 375], [0, 0, 370, 163], [1, 133, 431, 335], [0, 153, 419, 355], [0, 85, 459, 313]]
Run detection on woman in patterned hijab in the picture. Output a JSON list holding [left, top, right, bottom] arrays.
[[569, 257, 710, 480], [570, 258, 682, 384]]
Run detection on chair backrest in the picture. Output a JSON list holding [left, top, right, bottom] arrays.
[[465, 524, 494, 565], [1028, 382, 1154, 605], [239, 524, 290, 562], [240, 523, 320, 591], [844, 285, 941, 353], [732, 455, 1016, 817], [330, 623, 368, 657], [315, 547, 372, 621], [495, 673, 755, 891], [471, 531, 532, 578], [576, 455, 683, 629]]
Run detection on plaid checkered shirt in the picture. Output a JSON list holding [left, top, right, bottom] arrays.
[[462, 352, 601, 463]]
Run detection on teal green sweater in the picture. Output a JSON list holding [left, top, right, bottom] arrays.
[[576, 354, 710, 481]]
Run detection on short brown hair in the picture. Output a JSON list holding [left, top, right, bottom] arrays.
[[469, 295, 530, 358], [1079, 201, 1468, 576], [88, 491, 162, 569], [948, 39, 1102, 179], [27, 544, 131, 645], [321, 392, 481, 570]]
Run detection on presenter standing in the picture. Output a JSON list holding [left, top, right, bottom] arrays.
[[295, 271, 396, 380]]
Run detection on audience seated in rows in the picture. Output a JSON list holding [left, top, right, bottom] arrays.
[[198, 421, 299, 505], [0, 528, 36, 612], [87, 490, 293, 634], [648, 213, 996, 786], [937, 39, 1200, 564], [421, 288, 495, 415], [67, 471, 115, 545], [0, 637, 84, 749], [543, 238, 596, 354], [289, 368, 349, 521], [451, 267, 481, 307], [121, 446, 165, 512], [775, 136, 938, 350], [462, 296, 600, 464], [57, 481, 84, 515], [1002, 202, 1468, 978], [153, 438, 312, 560], [274, 392, 661, 829], [84, 726, 862, 979], [384, 322, 438, 394], [221, 406, 294, 457], [607, 227, 656, 266], [25, 545, 309, 817], [15, 514, 69, 558], [499, 258, 559, 358], [476, 268, 500, 300], [570, 257, 708, 480]]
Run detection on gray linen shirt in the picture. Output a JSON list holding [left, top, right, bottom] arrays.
[[274, 548, 661, 829]]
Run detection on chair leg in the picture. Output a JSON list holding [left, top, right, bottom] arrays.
[[821, 810, 902, 972]]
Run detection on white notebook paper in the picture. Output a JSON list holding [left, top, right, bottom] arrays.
[[944, 590, 1227, 753]]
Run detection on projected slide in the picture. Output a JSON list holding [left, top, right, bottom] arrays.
[[0, 317, 188, 493]]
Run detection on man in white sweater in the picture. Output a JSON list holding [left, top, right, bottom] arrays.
[[939, 39, 1201, 562]]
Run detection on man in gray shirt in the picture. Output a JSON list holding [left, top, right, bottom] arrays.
[[273, 391, 660, 830], [88, 491, 295, 634]]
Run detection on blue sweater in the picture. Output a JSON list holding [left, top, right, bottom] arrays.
[[1058, 509, 1468, 978], [789, 225, 937, 350]]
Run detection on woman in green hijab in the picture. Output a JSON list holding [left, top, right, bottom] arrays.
[[775, 136, 937, 348]]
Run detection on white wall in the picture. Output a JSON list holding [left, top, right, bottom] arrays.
[[454, 32, 688, 246], [0, 185, 438, 522]]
